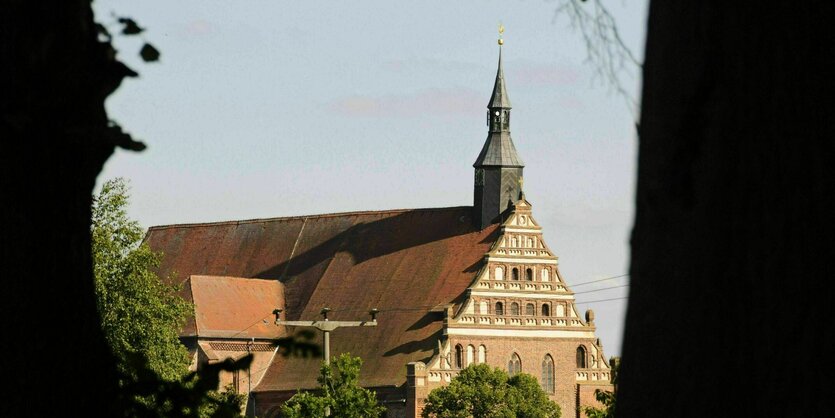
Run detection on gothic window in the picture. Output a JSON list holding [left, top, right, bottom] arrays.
[[576, 346, 587, 369], [466, 345, 475, 366], [478, 345, 486, 363], [541, 268, 550, 281], [511, 302, 520, 315], [508, 353, 522, 376], [525, 268, 533, 281], [541, 355, 555, 394], [495, 266, 504, 280], [542, 304, 550, 316], [495, 302, 504, 315], [455, 345, 464, 369], [512, 268, 520, 280], [526, 303, 535, 316]]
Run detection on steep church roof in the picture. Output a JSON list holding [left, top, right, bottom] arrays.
[[144, 207, 498, 390]]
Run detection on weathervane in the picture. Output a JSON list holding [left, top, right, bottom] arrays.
[[498, 22, 505, 45]]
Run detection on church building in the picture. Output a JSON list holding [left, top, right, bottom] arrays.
[[144, 39, 613, 418]]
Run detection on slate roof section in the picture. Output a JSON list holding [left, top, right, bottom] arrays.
[[144, 207, 499, 390], [187, 275, 284, 339], [488, 47, 511, 109], [473, 131, 525, 167]]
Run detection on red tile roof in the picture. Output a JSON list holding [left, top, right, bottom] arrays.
[[186, 275, 284, 339], [144, 207, 498, 390]]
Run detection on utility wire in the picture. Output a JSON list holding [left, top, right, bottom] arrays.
[[569, 273, 629, 288], [573, 284, 629, 295], [575, 296, 629, 305]]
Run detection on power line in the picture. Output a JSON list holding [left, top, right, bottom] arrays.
[[575, 296, 629, 305], [569, 273, 629, 288], [573, 284, 629, 295]]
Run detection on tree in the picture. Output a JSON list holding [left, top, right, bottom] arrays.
[[92, 177, 192, 381], [281, 353, 385, 418], [421, 364, 560, 418], [618, 2, 834, 417]]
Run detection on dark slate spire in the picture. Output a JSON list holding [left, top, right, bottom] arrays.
[[474, 46, 524, 168], [488, 48, 512, 109], [473, 39, 525, 229]]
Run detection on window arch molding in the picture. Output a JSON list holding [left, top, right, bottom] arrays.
[[455, 344, 464, 369], [508, 352, 522, 376], [511, 302, 520, 316], [495, 301, 504, 315], [576, 345, 587, 368], [541, 354, 555, 394]]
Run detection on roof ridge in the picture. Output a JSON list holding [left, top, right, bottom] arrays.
[[189, 275, 281, 282], [146, 205, 472, 231]]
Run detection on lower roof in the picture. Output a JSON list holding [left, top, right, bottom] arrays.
[[144, 206, 498, 390]]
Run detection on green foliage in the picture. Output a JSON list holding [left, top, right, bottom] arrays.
[[93, 177, 192, 382], [140, 43, 161, 62], [581, 356, 619, 418], [281, 353, 385, 418], [582, 390, 615, 418], [421, 364, 560, 418], [93, 178, 251, 417], [119, 355, 251, 418]]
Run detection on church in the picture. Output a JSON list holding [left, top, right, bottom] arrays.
[[144, 39, 613, 418]]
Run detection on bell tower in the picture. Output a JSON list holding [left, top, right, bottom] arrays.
[[473, 29, 524, 229]]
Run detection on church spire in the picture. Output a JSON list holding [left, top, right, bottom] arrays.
[[473, 26, 525, 229], [488, 47, 512, 110]]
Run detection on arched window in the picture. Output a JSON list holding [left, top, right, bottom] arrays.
[[542, 304, 550, 316], [495, 302, 504, 315], [576, 346, 587, 368], [556, 304, 565, 317], [541, 355, 555, 394], [466, 345, 475, 366], [525, 268, 533, 281], [455, 345, 464, 369], [525, 303, 535, 316], [512, 268, 520, 280], [541, 268, 550, 281], [508, 353, 522, 376], [478, 345, 486, 363], [511, 302, 520, 315], [479, 301, 488, 314], [495, 266, 504, 280]]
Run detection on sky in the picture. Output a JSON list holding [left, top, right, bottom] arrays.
[[95, 0, 648, 357]]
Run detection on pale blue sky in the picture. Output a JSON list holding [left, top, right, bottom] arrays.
[[95, 0, 648, 356]]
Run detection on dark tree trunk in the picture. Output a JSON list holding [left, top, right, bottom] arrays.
[[1, 0, 128, 414], [620, 2, 833, 417]]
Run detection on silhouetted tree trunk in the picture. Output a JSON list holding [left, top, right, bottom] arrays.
[[621, 2, 833, 417], [1, 1, 129, 414]]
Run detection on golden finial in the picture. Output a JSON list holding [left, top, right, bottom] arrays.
[[498, 22, 505, 45]]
